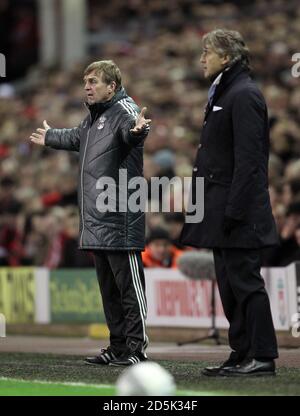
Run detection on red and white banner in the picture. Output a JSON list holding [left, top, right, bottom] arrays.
[[145, 266, 295, 331], [145, 269, 228, 328]]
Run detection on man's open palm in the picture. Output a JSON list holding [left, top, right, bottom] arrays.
[[130, 107, 151, 134], [30, 120, 51, 145]]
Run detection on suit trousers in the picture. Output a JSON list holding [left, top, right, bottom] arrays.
[[213, 248, 278, 360], [93, 250, 148, 357]]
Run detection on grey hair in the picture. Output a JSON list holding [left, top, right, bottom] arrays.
[[202, 29, 250, 69], [84, 60, 122, 91]]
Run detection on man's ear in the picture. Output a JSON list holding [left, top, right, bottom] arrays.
[[109, 81, 117, 93], [221, 55, 230, 66]]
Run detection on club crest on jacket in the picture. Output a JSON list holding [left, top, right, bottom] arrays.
[[98, 116, 106, 130]]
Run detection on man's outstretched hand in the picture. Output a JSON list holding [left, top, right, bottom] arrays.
[[29, 120, 51, 145], [130, 107, 151, 134]]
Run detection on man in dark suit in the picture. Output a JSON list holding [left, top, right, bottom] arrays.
[[180, 29, 279, 376]]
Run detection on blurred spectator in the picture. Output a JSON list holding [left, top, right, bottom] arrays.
[[0, 177, 22, 213], [2, 0, 300, 267], [142, 227, 183, 268], [282, 178, 300, 206], [152, 149, 176, 180], [0, 204, 23, 266], [164, 212, 186, 249], [263, 201, 300, 266], [59, 209, 94, 268], [21, 210, 50, 265]]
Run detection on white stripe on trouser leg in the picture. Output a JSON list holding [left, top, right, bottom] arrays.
[[132, 253, 147, 315], [129, 253, 146, 318], [133, 253, 148, 354], [130, 252, 148, 356], [128, 252, 147, 352], [129, 253, 146, 320], [143, 335, 149, 350], [131, 253, 147, 317]]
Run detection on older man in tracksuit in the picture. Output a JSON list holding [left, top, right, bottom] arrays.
[[180, 30, 279, 376], [30, 60, 150, 366]]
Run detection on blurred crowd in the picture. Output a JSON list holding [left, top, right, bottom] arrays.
[[1, 0, 300, 268]]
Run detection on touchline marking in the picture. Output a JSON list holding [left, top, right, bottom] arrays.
[[0, 377, 114, 390], [0, 377, 234, 396], [177, 389, 233, 396]]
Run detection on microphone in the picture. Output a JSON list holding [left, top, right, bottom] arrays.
[[176, 250, 227, 347], [177, 250, 215, 281]]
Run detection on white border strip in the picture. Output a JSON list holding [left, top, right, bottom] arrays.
[[34, 268, 50, 324]]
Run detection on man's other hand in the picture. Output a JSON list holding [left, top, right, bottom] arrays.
[[130, 107, 151, 134], [223, 215, 243, 235], [29, 120, 51, 145]]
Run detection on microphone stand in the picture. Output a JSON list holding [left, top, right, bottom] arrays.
[[177, 279, 227, 346]]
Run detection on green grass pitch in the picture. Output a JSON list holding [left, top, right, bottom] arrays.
[[0, 353, 300, 396]]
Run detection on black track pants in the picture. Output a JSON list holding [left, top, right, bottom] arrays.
[[93, 250, 148, 357]]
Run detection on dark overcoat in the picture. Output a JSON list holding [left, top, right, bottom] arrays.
[[180, 62, 279, 249]]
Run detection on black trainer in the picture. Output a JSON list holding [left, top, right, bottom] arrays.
[[85, 347, 118, 365], [109, 351, 148, 367]]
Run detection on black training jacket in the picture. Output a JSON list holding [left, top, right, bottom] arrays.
[[45, 88, 149, 250]]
